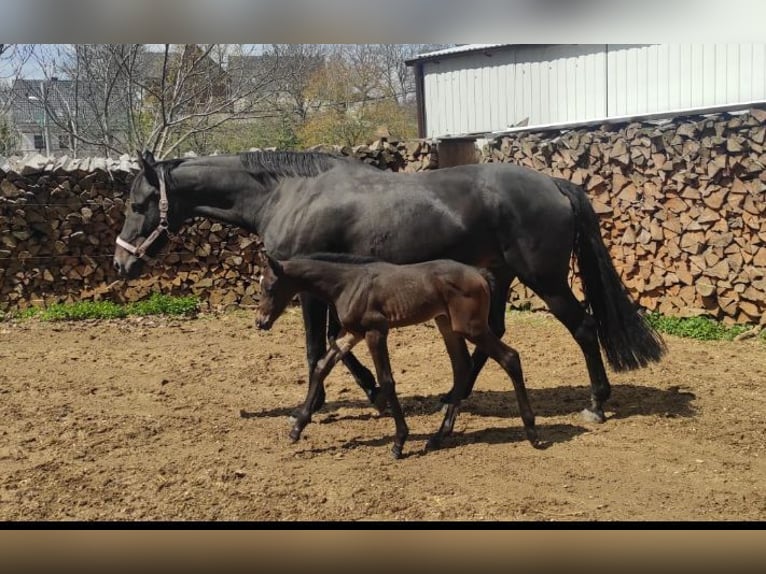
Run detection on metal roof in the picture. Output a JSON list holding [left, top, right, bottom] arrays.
[[405, 44, 510, 65]]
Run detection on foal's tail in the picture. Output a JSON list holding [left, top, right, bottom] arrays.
[[554, 178, 667, 371]]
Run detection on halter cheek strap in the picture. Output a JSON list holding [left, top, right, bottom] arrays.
[[115, 167, 170, 261]]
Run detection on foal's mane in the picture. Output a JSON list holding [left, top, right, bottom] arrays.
[[239, 151, 349, 178]]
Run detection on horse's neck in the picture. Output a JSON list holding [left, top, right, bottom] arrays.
[[284, 259, 357, 305], [176, 162, 273, 233]]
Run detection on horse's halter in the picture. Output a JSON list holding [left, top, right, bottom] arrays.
[[115, 166, 170, 261]]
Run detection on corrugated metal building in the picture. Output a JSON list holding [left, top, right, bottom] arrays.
[[406, 43, 766, 141]]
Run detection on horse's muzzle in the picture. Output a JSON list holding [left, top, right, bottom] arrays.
[[255, 316, 272, 331], [113, 250, 142, 279]]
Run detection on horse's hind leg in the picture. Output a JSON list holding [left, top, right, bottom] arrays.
[[365, 329, 409, 459], [289, 331, 362, 442], [467, 330, 539, 447], [441, 272, 514, 404], [537, 282, 611, 423], [428, 316, 472, 451], [328, 311, 382, 413]]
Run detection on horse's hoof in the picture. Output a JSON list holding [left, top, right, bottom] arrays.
[[580, 407, 606, 424], [391, 445, 403, 459], [288, 428, 302, 442]]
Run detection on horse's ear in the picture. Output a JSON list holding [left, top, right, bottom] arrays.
[[142, 149, 156, 166], [138, 149, 159, 186]]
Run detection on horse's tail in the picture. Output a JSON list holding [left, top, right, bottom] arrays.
[[554, 178, 667, 371]]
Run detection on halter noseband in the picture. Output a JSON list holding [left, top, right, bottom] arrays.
[[115, 166, 170, 261]]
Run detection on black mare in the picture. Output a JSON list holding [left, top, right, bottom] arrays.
[[114, 150, 666, 423]]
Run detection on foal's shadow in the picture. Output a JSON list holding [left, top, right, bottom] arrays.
[[300, 422, 588, 458], [239, 383, 697, 422]]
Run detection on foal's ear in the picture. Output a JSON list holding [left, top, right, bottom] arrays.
[[265, 254, 284, 276]]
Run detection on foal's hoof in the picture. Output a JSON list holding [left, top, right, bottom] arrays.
[[391, 445, 404, 459], [580, 407, 607, 424]]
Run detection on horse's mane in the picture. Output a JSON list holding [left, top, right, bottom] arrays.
[[239, 151, 349, 178], [293, 252, 382, 265]]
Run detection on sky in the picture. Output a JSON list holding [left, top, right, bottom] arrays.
[[3, 1, 766, 45]]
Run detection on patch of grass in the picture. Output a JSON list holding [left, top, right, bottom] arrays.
[[645, 312, 753, 341], [125, 293, 199, 317], [10, 293, 199, 322]]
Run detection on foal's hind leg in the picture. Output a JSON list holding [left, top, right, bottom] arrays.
[[365, 329, 409, 459], [289, 331, 362, 442], [466, 329, 540, 447], [538, 284, 611, 423], [428, 316, 472, 451], [441, 272, 513, 404]]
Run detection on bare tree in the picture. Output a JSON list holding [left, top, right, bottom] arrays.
[[265, 44, 329, 122], [0, 44, 35, 155], [29, 44, 285, 158]]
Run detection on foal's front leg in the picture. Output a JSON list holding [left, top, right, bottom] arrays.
[[365, 329, 409, 459], [290, 331, 362, 442], [301, 294, 379, 415]]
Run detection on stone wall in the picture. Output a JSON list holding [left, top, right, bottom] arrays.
[[482, 108, 766, 325], [2, 115, 765, 326], [0, 141, 437, 312]]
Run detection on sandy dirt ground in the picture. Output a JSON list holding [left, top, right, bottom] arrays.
[[1, 309, 764, 521]]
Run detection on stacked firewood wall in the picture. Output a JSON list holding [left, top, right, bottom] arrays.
[[0, 142, 437, 312], [482, 108, 766, 325]]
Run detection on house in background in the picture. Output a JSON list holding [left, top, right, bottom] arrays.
[[8, 78, 77, 156], [406, 44, 766, 165], [7, 77, 126, 158]]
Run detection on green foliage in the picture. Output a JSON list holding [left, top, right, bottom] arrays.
[[0, 116, 19, 156], [199, 116, 300, 154], [645, 313, 752, 341], [11, 293, 199, 322]]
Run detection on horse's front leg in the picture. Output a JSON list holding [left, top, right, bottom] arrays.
[[299, 294, 329, 415], [328, 310, 384, 413], [427, 316, 472, 451]]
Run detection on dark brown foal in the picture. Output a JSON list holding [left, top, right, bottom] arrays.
[[255, 252, 539, 459]]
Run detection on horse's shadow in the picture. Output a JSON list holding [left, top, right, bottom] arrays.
[[240, 383, 697, 422]]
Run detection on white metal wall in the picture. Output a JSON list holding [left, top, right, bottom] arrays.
[[607, 44, 766, 116], [421, 44, 766, 138]]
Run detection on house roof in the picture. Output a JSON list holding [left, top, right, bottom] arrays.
[[8, 79, 81, 125], [405, 44, 510, 65]]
